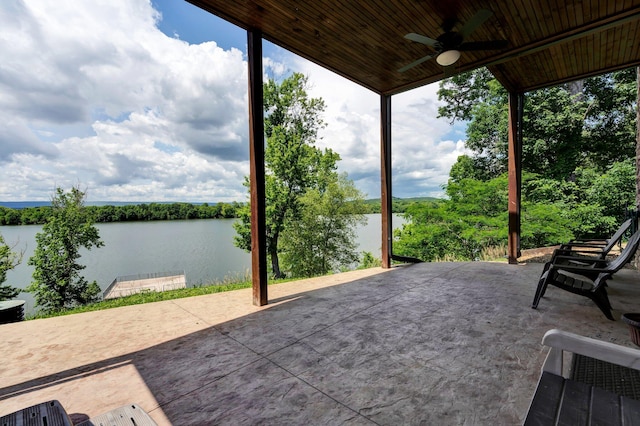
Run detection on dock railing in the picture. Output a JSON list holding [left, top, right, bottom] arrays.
[[103, 270, 186, 299]]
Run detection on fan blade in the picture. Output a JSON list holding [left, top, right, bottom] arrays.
[[398, 53, 437, 72], [458, 9, 493, 39], [404, 33, 439, 48], [458, 40, 508, 51]]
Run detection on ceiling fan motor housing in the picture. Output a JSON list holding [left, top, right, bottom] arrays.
[[436, 31, 463, 52]]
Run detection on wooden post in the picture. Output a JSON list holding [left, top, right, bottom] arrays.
[[507, 91, 524, 264], [380, 94, 392, 268], [247, 29, 268, 305]]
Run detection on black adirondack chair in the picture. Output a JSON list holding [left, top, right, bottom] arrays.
[[531, 228, 640, 320], [559, 218, 632, 260]]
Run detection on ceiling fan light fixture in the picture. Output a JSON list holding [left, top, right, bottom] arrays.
[[436, 49, 460, 66]]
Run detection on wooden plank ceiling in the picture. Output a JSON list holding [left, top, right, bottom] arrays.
[[188, 0, 640, 95]]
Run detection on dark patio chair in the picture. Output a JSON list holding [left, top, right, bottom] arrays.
[[559, 218, 632, 260], [531, 228, 640, 320]]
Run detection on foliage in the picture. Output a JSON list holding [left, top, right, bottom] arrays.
[[582, 69, 638, 169], [0, 199, 429, 226], [519, 203, 573, 248], [448, 155, 485, 183], [279, 174, 368, 277], [361, 197, 441, 214], [358, 251, 381, 269], [522, 159, 635, 238], [0, 233, 23, 300], [395, 158, 634, 261], [437, 68, 497, 123], [438, 68, 637, 182], [429, 67, 638, 258], [0, 202, 241, 225], [27, 187, 104, 314], [523, 86, 587, 179], [586, 159, 636, 220], [561, 204, 617, 240], [394, 178, 507, 261], [394, 174, 575, 261], [234, 73, 367, 278]]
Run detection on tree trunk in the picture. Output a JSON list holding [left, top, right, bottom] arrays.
[[636, 65, 640, 207], [270, 243, 283, 279], [567, 79, 584, 99], [635, 67, 640, 267]]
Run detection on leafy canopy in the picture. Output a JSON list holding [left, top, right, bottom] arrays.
[[394, 174, 574, 261], [445, 68, 636, 228], [396, 67, 637, 260], [0, 234, 23, 301], [234, 73, 367, 278], [438, 68, 637, 181], [27, 186, 104, 314], [280, 173, 367, 277]]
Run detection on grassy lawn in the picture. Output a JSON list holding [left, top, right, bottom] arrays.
[[25, 276, 301, 320]]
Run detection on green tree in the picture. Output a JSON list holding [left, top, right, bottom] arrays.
[[521, 164, 632, 240], [582, 69, 638, 169], [523, 86, 587, 179], [234, 73, 366, 278], [27, 187, 104, 313], [438, 68, 637, 181], [280, 173, 367, 277], [435, 67, 637, 255], [437, 68, 496, 123], [586, 159, 636, 221], [358, 251, 381, 269], [0, 207, 21, 225], [0, 234, 22, 300], [448, 155, 485, 182], [394, 174, 574, 261]]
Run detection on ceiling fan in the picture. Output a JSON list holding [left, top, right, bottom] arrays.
[[398, 9, 507, 73]]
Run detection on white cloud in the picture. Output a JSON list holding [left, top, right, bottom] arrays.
[[0, 0, 466, 202], [291, 55, 469, 199], [0, 0, 250, 201]]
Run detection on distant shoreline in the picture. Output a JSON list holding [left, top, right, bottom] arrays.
[[0, 198, 434, 225], [0, 201, 220, 209], [0, 201, 243, 225], [0, 196, 440, 210]]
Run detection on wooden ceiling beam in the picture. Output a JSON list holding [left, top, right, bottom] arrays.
[[486, 6, 640, 92], [187, 1, 640, 98], [386, 6, 640, 95]]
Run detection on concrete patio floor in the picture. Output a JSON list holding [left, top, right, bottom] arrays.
[[1, 261, 640, 425]]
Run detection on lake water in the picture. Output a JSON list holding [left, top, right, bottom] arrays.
[[0, 214, 405, 313]]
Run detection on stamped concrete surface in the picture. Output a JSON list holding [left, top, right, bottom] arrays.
[[1, 262, 639, 425]]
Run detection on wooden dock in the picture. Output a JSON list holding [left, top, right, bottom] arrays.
[[103, 271, 186, 299]]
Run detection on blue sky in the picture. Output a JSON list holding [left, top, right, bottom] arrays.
[[152, 0, 244, 49], [0, 0, 468, 202]]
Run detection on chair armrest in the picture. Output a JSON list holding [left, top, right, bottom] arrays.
[[552, 250, 606, 264], [564, 239, 608, 245], [540, 329, 640, 376], [550, 255, 608, 270], [560, 242, 607, 250], [556, 247, 605, 255]]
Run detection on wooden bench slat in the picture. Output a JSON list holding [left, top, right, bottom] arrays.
[[590, 386, 621, 425], [557, 379, 592, 425], [524, 372, 564, 425], [525, 372, 640, 425], [620, 396, 640, 426]]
